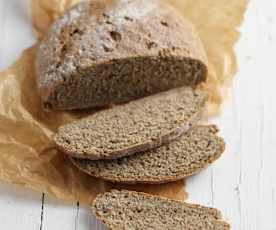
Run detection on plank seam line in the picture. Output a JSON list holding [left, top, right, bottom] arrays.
[[234, 90, 242, 230], [75, 202, 80, 230], [39, 193, 45, 230]]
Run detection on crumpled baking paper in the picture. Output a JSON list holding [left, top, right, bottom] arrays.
[[0, 0, 248, 205]]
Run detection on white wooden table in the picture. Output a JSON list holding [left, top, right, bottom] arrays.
[[1, 0, 276, 229]]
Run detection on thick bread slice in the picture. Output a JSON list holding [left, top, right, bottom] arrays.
[[36, 0, 207, 110], [54, 87, 206, 160], [71, 125, 225, 184], [93, 190, 230, 230]]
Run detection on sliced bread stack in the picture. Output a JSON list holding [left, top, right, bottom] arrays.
[[70, 125, 225, 184], [54, 87, 225, 184], [54, 94, 228, 226], [37, 0, 229, 228]]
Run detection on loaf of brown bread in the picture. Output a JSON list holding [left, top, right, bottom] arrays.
[[93, 190, 230, 230], [54, 87, 206, 160], [71, 125, 225, 184], [36, 0, 207, 110]]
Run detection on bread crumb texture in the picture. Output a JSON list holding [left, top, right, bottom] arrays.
[[93, 190, 230, 230], [54, 87, 206, 159], [71, 125, 225, 183]]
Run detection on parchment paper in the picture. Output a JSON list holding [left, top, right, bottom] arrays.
[[0, 0, 248, 205]]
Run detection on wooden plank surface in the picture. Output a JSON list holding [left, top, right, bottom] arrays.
[[0, 0, 276, 229]]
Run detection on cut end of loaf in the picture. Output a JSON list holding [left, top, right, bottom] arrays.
[[93, 190, 230, 230], [70, 125, 225, 184], [40, 56, 207, 110]]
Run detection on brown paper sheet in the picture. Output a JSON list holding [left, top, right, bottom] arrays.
[[0, 0, 248, 205], [165, 0, 249, 115]]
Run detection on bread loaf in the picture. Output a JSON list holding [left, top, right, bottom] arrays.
[[36, 0, 207, 110]]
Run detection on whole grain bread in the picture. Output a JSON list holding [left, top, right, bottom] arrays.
[[36, 0, 207, 110], [54, 87, 206, 160], [93, 190, 230, 230], [71, 125, 225, 184]]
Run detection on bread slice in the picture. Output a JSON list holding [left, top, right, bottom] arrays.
[[36, 0, 207, 110], [71, 125, 225, 184], [54, 87, 206, 160], [93, 190, 230, 230]]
